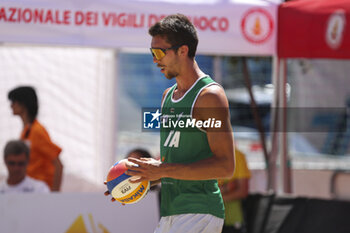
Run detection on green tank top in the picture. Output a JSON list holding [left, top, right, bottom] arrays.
[[160, 75, 225, 219]]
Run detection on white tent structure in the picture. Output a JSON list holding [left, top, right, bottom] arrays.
[[0, 0, 278, 54], [271, 0, 350, 196], [0, 0, 280, 191]]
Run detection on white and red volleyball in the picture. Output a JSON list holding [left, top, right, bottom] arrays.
[[106, 159, 150, 204]]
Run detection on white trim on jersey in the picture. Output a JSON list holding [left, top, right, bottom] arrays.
[[170, 75, 207, 103], [190, 82, 219, 133]]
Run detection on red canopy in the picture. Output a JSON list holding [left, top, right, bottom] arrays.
[[278, 0, 350, 59]]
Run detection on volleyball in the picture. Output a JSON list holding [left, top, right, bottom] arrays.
[[106, 159, 150, 204]]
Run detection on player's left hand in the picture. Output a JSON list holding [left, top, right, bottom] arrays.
[[103, 181, 125, 205], [125, 157, 162, 182]]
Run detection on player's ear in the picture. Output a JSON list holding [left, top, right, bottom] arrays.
[[178, 45, 189, 57]]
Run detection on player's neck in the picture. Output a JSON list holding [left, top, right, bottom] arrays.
[[175, 60, 205, 93]]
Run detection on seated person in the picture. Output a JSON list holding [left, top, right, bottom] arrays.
[[0, 140, 50, 193]]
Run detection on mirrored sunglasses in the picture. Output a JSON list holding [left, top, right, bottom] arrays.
[[150, 45, 181, 60]]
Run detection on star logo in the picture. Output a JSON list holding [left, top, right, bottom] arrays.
[[143, 108, 162, 130], [150, 109, 162, 122]]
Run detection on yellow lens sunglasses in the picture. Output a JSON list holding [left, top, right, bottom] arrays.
[[150, 45, 181, 60]]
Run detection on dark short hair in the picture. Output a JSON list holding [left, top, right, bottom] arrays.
[[126, 148, 152, 159], [4, 140, 30, 160], [149, 14, 198, 58], [8, 86, 38, 122]]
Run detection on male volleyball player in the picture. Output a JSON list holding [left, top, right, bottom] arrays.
[[106, 14, 235, 233]]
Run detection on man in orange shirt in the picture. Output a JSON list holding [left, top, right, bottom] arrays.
[[8, 86, 63, 191]]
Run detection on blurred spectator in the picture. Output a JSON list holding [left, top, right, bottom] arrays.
[[126, 148, 161, 213], [8, 86, 63, 191], [125, 148, 158, 191], [219, 148, 251, 233], [0, 140, 50, 193], [126, 148, 152, 160]]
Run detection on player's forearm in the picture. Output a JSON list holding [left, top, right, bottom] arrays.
[[160, 156, 234, 180]]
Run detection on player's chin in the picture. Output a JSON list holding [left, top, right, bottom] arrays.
[[165, 73, 177, 80], [165, 75, 173, 80]]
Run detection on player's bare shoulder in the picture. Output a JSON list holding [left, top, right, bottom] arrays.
[[192, 84, 231, 126], [161, 87, 172, 104], [195, 84, 229, 108]]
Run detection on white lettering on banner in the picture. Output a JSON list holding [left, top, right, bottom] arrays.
[[0, 7, 230, 31]]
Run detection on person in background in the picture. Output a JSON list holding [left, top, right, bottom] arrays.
[[8, 86, 63, 191], [126, 148, 152, 160], [126, 147, 160, 194], [0, 140, 50, 193], [219, 148, 251, 233]]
